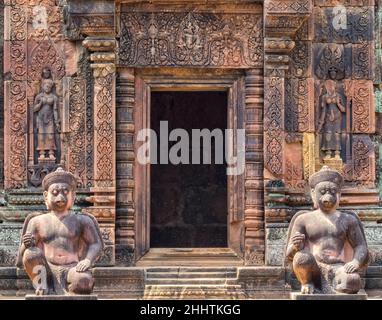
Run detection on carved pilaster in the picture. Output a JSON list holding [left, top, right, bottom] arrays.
[[115, 69, 135, 265], [83, 37, 117, 266], [263, 33, 300, 228], [244, 69, 265, 265], [4, 0, 28, 189], [65, 77, 88, 187], [264, 39, 295, 179]]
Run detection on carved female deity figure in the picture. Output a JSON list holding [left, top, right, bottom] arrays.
[[317, 80, 346, 159], [34, 78, 60, 161]]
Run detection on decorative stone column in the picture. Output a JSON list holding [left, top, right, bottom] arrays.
[[244, 69, 265, 265], [115, 69, 136, 266], [83, 38, 117, 266]]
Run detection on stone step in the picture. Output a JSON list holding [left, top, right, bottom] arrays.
[[139, 260, 243, 267], [136, 248, 243, 267], [146, 266, 237, 273], [143, 284, 244, 299], [146, 278, 238, 285], [144, 248, 239, 257], [146, 271, 237, 279]]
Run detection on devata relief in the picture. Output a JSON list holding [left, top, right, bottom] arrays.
[[317, 80, 346, 161], [34, 76, 60, 162]]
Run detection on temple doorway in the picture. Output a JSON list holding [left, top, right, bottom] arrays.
[[150, 91, 228, 248]]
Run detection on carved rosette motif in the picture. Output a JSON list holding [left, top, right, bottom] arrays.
[[119, 12, 263, 68]]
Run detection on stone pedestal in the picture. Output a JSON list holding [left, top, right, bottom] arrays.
[[291, 291, 367, 300], [323, 157, 343, 172], [25, 294, 98, 300]]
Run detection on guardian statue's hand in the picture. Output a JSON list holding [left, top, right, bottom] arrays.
[[76, 259, 91, 272], [23, 232, 35, 248], [344, 260, 360, 273], [291, 232, 305, 251]]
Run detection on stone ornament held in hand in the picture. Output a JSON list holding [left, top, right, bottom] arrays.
[[16, 167, 104, 296], [285, 166, 369, 295]]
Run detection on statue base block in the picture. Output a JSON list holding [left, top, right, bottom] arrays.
[[25, 294, 98, 300], [290, 291, 367, 300]]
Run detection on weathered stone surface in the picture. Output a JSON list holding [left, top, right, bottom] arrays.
[[364, 224, 382, 265], [0, 224, 21, 245], [266, 224, 288, 266], [25, 294, 98, 300], [291, 291, 368, 300], [93, 267, 145, 298], [237, 266, 289, 299], [0, 246, 18, 267]]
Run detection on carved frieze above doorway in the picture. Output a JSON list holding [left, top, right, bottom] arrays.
[[118, 1, 263, 68]]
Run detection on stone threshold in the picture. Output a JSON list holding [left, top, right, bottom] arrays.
[[135, 248, 244, 266]]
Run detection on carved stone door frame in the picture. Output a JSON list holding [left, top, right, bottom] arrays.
[[134, 68, 246, 261]]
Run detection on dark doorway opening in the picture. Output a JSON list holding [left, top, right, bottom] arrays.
[[150, 91, 228, 248]]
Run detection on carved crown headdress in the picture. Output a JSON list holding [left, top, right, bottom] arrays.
[[42, 167, 77, 191], [309, 166, 343, 189]]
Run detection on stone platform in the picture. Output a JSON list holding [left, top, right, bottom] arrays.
[[291, 291, 368, 300], [0, 266, 381, 299], [25, 294, 98, 300]]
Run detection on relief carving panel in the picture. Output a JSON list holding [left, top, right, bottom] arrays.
[[119, 12, 263, 68], [264, 77, 284, 177], [68, 77, 87, 187]]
